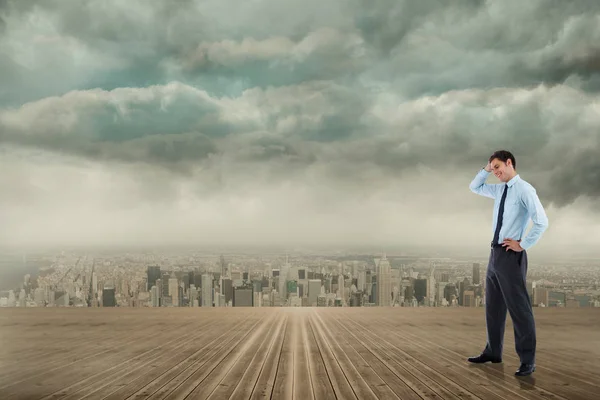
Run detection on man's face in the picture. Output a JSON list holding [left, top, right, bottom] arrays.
[[490, 158, 512, 182]]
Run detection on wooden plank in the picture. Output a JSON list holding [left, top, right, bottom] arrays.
[[126, 312, 265, 400], [317, 310, 423, 400], [402, 321, 596, 400], [249, 312, 288, 400], [270, 311, 295, 400], [293, 311, 314, 400], [0, 319, 199, 399], [312, 310, 401, 399], [1, 307, 599, 400], [328, 310, 460, 400], [228, 314, 286, 399], [206, 313, 283, 399], [38, 319, 224, 400], [160, 311, 277, 399], [301, 310, 335, 400], [361, 314, 571, 400], [306, 311, 358, 399]]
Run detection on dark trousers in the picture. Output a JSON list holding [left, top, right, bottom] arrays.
[[483, 246, 536, 364]]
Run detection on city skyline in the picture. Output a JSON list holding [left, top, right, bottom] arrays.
[[2, 248, 598, 309], [1, 1, 600, 256]]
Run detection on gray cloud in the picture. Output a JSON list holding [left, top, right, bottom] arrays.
[[1, 0, 600, 249], [1, 82, 599, 208]]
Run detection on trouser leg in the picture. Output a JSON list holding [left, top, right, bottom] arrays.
[[483, 252, 507, 358], [496, 250, 536, 364]]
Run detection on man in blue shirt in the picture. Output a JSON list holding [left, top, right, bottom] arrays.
[[467, 150, 548, 377]]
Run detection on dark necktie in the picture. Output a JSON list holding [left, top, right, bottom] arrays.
[[492, 184, 508, 245]]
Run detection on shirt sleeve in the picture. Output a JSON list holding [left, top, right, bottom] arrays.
[[520, 185, 549, 250], [469, 168, 501, 199]]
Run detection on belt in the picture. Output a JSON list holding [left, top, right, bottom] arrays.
[[491, 240, 521, 248]]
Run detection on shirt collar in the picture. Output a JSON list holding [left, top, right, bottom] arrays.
[[507, 174, 520, 187]]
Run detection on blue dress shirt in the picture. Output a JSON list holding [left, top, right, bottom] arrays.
[[469, 169, 549, 250]]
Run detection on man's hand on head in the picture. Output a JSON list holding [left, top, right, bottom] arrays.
[[502, 238, 523, 252], [485, 160, 492, 172]]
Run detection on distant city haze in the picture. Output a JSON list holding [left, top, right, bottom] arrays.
[[1, 1, 600, 258]]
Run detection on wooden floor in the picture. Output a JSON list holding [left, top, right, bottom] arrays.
[[0, 308, 599, 400]]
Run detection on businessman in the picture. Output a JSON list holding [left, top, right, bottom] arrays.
[[467, 150, 548, 377]]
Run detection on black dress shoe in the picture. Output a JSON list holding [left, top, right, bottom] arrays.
[[515, 363, 535, 376], [467, 354, 502, 364]]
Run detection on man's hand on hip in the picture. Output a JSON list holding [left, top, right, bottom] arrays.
[[502, 238, 523, 252]]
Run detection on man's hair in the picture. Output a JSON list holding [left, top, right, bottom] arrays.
[[489, 150, 516, 169]]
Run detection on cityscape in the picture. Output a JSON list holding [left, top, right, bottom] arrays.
[[2, 247, 599, 309]]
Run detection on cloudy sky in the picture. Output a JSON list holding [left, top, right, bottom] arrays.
[[1, 0, 599, 256]]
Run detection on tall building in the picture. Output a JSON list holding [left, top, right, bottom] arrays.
[[102, 284, 116, 307], [444, 283, 457, 303], [308, 279, 321, 306], [222, 279, 233, 305], [377, 255, 392, 306], [414, 279, 427, 304], [161, 272, 170, 298], [220, 255, 228, 278], [357, 271, 366, 292], [189, 285, 199, 307], [202, 274, 213, 307], [428, 267, 436, 306], [151, 286, 160, 307], [473, 263, 481, 286], [169, 273, 179, 307], [147, 266, 161, 292], [463, 290, 476, 307], [233, 287, 253, 307]]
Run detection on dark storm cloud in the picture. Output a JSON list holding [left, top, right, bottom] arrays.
[[0, 0, 599, 214], [353, 0, 484, 54]]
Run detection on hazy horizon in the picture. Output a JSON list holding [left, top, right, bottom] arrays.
[[1, 1, 600, 257]]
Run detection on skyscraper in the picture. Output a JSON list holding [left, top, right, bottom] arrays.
[[169, 273, 179, 307], [202, 274, 213, 307], [147, 266, 161, 292], [308, 279, 321, 306], [222, 278, 233, 305], [233, 287, 253, 307], [151, 286, 160, 307], [377, 255, 392, 307], [102, 284, 116, 307], [473, 263, 481, 286]]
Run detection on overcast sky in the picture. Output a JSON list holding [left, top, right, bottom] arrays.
[[1, 0, 599, 256]]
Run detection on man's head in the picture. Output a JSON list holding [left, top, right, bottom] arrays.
[[488, 150, 517, 182]]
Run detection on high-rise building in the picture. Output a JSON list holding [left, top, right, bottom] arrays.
[[463, 290, 476, 307], [147, 266, 161, 292], [161, 272, 170, 298], [189, 285, 198, 307], [414, 279, 427, 304], [350, 291, 364, 307], [202, 274, 213, 307], [169, 274, 179, 307], [233, 287, 253, 307], [177, 286, 184, 307], [220, 255, 228, 278], [308, 279, 321, 306], [473, 263, 481, 286], [377, 255, 392, 306], [444, 283, 457, 303], [102, 284, 116, 307], [151, 286, 160, 307], [222, 279, 233, 305]]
